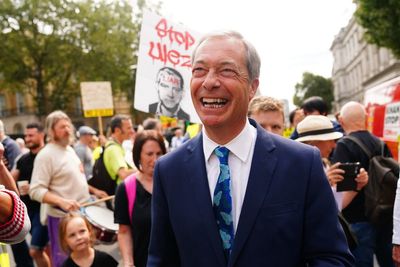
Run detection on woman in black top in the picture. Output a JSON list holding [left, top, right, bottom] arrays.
[[114, 130, 166, 267]]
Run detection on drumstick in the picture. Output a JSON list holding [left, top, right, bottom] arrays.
[[81, 195, 115, 207]]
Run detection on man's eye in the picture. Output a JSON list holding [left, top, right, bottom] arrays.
[[192, 68, 206, 77], [159, 83, 169, 89], [220, 69, 236, 77]]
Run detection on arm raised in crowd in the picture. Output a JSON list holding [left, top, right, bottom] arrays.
[[0, 143, 18, 193], [0, 143, 30, 244]]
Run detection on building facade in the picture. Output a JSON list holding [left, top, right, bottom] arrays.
[[331, 16, 400, 112], [0, 90, 132, 136]]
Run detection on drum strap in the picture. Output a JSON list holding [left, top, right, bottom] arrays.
[[124, 174, 137, 224]]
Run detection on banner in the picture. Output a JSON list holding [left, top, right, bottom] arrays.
[[134, 10, 200, 122], [383, 102, 400, 140]]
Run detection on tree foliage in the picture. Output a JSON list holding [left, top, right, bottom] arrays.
[[355, 0, 400, 58], [0, 0, 144, 117], [293, 72, 334, 112]]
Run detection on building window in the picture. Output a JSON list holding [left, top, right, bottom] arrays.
[[75, 96, 82, 116], [0, 95, 5, 117], [13, 123, 23, 135], [16, 92, 25, 114]]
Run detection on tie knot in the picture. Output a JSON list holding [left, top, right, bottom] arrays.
[[215, 146, 229, 164]]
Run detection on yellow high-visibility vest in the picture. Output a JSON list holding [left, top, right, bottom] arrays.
[[0, 243, 10, 267]]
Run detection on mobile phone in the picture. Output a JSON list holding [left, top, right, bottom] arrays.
[[336, 162, 361, 192]]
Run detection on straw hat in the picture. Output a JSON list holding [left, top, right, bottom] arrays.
[[295, 115, 343, 142]]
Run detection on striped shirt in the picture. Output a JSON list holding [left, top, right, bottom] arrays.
[[0, 185, 31, 244]]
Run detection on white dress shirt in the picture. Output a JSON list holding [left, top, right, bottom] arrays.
[[323, 164, 343, 210], [202, 120, 257, 232]]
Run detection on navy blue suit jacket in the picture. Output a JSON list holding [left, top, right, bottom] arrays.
[[148, 120, 354, 267]]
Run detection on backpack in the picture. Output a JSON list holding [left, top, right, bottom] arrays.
[[88, 143, 117, 196], [345, 135, 399, 225], [124, 174, 137, 224]]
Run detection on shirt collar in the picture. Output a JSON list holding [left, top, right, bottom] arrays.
[[156, 102, 180, 118], [203, 120, 256, 162]]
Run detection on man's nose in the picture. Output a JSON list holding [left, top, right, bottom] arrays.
[[167, 88, 175, 97], [202, 70, 220, 90]]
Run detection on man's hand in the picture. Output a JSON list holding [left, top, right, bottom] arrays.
[[88, 185, 109, 199], [326, 162, 344, 186], [93, 188, 109, 199], [17, 182, 29, 196], [393, 244, 400, 266], [58, 199, 80, 212], [355, 168, 368, 191]]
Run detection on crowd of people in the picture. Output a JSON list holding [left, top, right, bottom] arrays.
[[0, 29, 399, 267]]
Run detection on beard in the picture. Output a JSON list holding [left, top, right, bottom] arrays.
[[25, 142, 40, 150], [54, 135, 71, 146]]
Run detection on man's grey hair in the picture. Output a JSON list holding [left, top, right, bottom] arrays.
[[45, 110, 74, 143], [191, 30, 261, 82]]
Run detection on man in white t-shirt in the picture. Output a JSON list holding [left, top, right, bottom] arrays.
[[29, 111, 91, 267]]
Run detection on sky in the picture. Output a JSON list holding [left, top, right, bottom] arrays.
[[158, 0, 356, 109]]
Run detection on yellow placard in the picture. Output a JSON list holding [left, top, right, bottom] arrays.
[[186, 123, 201, 139], [80, 81, 114, 118], [84, 109, 114, 118], [159, 116, 178, 128]]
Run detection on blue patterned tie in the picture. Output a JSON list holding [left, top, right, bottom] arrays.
[[213, 146, 234, 258]]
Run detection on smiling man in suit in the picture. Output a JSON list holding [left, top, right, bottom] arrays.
[[147, 31, 354, 267]]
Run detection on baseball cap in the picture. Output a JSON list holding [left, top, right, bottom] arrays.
[[78, 126, 96, 136]]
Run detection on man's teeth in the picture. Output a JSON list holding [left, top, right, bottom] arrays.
[[202, 98, 227, 108]]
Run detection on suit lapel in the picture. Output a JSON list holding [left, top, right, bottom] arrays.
[[185, 134, 226, 266], [229, 124, 278, 266]]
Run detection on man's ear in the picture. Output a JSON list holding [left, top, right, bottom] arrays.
[[248, 78, 259, 100], [338, 116, 345, 128]]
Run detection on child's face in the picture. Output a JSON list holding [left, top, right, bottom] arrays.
[[65, 217, 91, 252]]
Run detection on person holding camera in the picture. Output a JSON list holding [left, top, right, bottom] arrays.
[[295, 115, 368, 209], [332, 101, 393, 267]]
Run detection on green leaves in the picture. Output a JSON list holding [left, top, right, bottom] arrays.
[[293, 72, 334, 112], [355, 0, 400, 58], [0, 0, 142, 116]]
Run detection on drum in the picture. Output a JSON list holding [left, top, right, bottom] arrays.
[[82, 205, 118, 244]]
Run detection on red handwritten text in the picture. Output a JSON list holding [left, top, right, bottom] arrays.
[[148, 42, 192, 68], [155, 18, 195, 51], [160, 73, 180, 86]]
